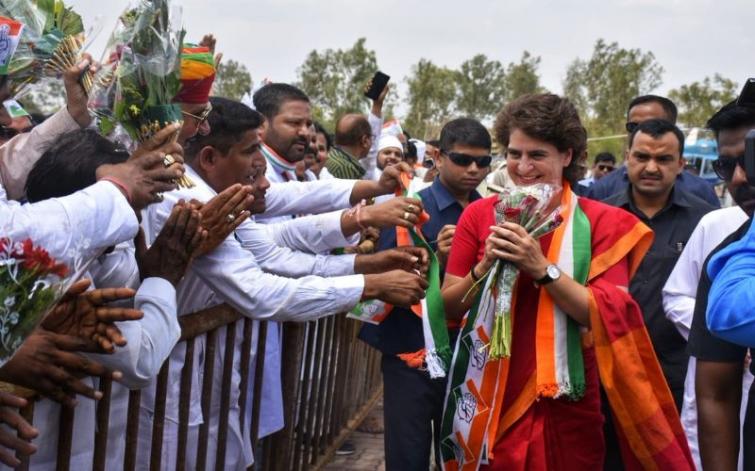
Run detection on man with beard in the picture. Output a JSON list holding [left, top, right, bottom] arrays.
[[605, 119, 714, 411], [684, 101, 755, 470]]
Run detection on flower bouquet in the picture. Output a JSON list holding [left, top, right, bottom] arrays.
[[2, 0, 94, 97], [476, 184, 563, 359], [90, 0, 192, 187], [0, 237, 71, 364]]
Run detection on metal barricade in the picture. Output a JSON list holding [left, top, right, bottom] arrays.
[[8, 305, 382, 471]]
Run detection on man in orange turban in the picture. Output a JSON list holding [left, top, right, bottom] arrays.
[[174, 39, 217, 145]]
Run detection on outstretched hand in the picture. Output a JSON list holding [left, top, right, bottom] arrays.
[[42, 279, 143, 353], [0, 329, 121, 407]]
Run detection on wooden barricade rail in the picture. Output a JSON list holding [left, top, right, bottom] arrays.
[[4, 304, 383, 470]]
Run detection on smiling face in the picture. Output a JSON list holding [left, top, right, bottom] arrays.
[[263, 100, 312, 163], [505, 129, 572, 187], [625, 131, 683, 199], [377, 146, 403, 170], [204, 128, 263, 196]]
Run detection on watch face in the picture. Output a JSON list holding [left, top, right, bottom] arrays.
[[546, 265, 561, 279]]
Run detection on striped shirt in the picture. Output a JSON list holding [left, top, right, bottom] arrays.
[[326, 146, 366, 180]]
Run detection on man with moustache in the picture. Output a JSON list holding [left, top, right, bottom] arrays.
[[605, 119, 715, 410], [588, 95, 720, 207], [683, 101, 755, 471]]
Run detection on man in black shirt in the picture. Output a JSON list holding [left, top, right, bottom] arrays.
[[605, 119, 714, 409], [688, 100, 755, 470]]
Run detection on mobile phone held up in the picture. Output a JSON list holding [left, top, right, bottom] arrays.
[[364, 71, 390, 100], [737, 79, 755, 185]]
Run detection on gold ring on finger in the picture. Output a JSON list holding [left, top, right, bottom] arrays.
[[163, 154, 176, 167], [403, 211, 410, 221], [405, 204, 414, 213], [226, 213, 236, 223]]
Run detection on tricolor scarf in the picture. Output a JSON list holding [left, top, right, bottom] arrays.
[[439, 185, 588, 469], [394, 173, 452, 378], [440, 187, 693, 471], [347, 174, 452, 378], [261, 143, 297, 181]]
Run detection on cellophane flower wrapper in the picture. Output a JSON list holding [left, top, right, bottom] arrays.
[[89, 0, 184, 144], [3, 0, 89, 97], [484, 183, 563, 359], [0, 236, 86, 365], [0, 0, 44, 82]]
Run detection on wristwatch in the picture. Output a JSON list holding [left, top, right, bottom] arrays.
[[536, 264, 561, 285]]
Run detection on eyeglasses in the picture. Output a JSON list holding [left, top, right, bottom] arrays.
[[443, 151, 493, 168], [597, 164, 615, 172], [422, 159, 434, 169], [181, 105, 213, 124], [712, 155, 746, 181], [625, 122, 639, 133]]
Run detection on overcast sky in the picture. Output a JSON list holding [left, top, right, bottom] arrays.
[[70, 0, 753, 106]]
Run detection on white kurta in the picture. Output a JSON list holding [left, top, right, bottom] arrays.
[[1, 181, 139, 269], [359, 112, 383, 181], [662, 205, 753, 470], [0, 108, 81, 201], [250, 158, 359, 446], [139, 165, 363, 469]]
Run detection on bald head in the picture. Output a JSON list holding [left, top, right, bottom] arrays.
[[335, 114, 372, 147]]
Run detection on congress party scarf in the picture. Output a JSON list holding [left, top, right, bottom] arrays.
[[347, 173, 452, 378], [439, 188, 693, 471]]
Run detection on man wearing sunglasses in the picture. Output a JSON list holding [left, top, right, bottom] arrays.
[[679, 101, 755, 471], [579, 152, 616, 188], [173, 43, 217, 145], [587, 95, 720, 208], [359, 117, 491, 470]]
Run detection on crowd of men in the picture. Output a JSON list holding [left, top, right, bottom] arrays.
[[0, 37, 754, 470]]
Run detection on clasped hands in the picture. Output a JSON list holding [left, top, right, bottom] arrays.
[[479, 222, 549, 280]]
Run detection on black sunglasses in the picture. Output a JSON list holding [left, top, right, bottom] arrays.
[[443, 151, 493, 168], [712, 155, 745, 181], [625, 122, 639, 133]]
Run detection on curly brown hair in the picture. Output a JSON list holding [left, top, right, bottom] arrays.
[[494, 93, 587, 186]]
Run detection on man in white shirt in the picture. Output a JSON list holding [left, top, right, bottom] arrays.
[[251, 86, 409, 441], [140, 99, 427, 469]]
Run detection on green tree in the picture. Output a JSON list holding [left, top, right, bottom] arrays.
[[213, 60, 253, 101], [669, 74, 738, 128], [296, 38, 378, 128], [563, 39, 664, 159], [503, 51, 545, 103], [454, 54, 506, 121], [403, 59, 457, 139]]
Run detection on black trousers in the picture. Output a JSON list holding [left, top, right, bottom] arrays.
[[382, 354, 447, 471]]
